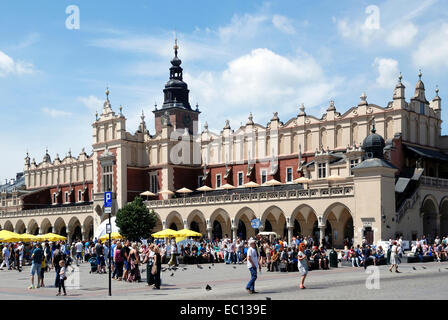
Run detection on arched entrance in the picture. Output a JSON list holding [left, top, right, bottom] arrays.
[[322, 202, 354, 248], [41, 218, 53, 234], [213, 220, 223, 240], [440, 199, 448, 237], [3, 221, 13, 232], [15, 220, 26, 234], [291, 204, 318, 240], [237, 220, 246, 240], [234, 207, 256, 240], [166, 211, 183, 231], [422, 196, 438, 241], [210, 209, 231, 240], [28, 219, 39, 235]]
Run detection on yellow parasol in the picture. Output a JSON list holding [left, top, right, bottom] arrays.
[[151, 229, 181, 239], [0, 230, 21, 243], [35, 233, 67, 241], [99, 232, 123, 242], [176, 229, 202, 237], [18, 233, 38, 242]]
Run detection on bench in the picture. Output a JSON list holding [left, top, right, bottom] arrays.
[[407, 255, 435, 263]]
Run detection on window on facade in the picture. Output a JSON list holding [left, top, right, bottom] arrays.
[[420, 102, 425, 115], [286, 167, 293, 183], [149, 173, 158, 194], [318, 163, 327, 179], [1, 200, 5, 207], [53, 193, 57, 204], [198, 176, 204, 188], [216, 174, 222, 188], [65, 192, 69, 203], [102, 165, 113, 192], [261, 170, 267, 184], [78, 190, 82, 202], [238, 172, 244, 186], [350, 159, 360, 175], [12, 198, 16, 206]]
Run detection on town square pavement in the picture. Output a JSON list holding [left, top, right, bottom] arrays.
[[0, 261, 447, 300]]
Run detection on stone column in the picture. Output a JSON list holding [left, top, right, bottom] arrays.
[[183, 219, 188, 230], [207, 227, 213, 241], [232, 227, 237, 242], [319, 226, 326, 247], [288, 226, 294, 244], [66, 229, 72, 244], [162, 220, 167, 230]]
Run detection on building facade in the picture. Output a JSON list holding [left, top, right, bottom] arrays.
[[1, 41, 448, 247]]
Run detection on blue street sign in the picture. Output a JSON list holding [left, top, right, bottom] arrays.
[[104, 191, 113, 208], [251, 218, 261, 229]]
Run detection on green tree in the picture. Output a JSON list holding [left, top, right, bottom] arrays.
[[115, 196, 157, 242]]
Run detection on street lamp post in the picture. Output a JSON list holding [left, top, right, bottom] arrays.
[[104, 191, 113, 297]]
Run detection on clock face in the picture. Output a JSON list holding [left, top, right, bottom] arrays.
[[183, 114, 191, 126]]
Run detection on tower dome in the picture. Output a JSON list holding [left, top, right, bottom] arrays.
[[362, 119, 385, 159]]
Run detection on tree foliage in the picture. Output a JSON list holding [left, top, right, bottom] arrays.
[[115, 197, 157, 242]]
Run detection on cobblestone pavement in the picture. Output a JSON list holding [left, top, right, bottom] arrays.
[[0, 261, 447, 300]]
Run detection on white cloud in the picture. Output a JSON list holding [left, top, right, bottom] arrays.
[[218, 13, 268, 42], [186, 48, 340, 128], [0, 50, 34, 77], [78, 95, 103, 110], [386, 22, 418, 47], [272, 15, 295, 34], [42, 107, 72, 118], [373, 58, 399, 88], [413, 23, 448, 69]]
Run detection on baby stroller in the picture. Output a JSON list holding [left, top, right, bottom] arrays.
[[88, 255, 98, 273]]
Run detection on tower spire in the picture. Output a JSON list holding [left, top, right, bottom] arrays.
[[174, 33, 179, 57]]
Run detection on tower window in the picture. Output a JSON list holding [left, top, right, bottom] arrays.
[[350, 159, 360, 175], [216, 174, 222, 188], [102, 165, 113, 192], [198, 176, 204, 188], [420, 102, 425, 115], [238, 172, 244, 186], [318, 163, 327, 179], [286, 167, 293, 183], [260, 169, 267, 184], [78, 190, 82, 202], [149, 172, 158, 194]]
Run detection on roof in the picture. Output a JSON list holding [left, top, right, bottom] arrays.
[[404, 144, 448, 161], [0, 174, 25, 193], [353, 158, 396, 170]]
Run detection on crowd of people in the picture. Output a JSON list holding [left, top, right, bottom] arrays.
[[1, 233, 448, 294]]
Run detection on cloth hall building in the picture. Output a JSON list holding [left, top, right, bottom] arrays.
[[1, 41, 448, 248]]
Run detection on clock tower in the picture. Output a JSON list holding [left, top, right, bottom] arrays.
[[153, 37, 200, 134]]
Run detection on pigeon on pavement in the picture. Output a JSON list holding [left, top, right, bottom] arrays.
[[205, 284, 212, 291]]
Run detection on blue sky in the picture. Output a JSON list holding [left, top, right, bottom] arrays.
[[1, 0, 447, 180]]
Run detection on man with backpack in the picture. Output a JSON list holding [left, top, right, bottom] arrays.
[[52, 243, 64, 288]]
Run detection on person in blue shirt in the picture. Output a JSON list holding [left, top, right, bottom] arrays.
[[29, 243, 43, 289]]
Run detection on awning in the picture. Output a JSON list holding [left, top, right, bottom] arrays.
[[404, 144, 448, 161]]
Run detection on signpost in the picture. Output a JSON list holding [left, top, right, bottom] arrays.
[[104, 191, 113, 296]]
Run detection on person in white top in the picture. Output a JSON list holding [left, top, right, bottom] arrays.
[[17, 242, 24, 271], [0, 245, 10, 270], [75, 240, 83, 266], [245, 239, 261, 294]]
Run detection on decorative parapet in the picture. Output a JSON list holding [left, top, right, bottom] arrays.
[[420, 176, 448, 188], [145, 185, 354, 209], [0, 204, 93, 219]]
